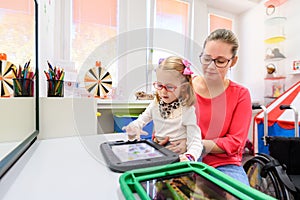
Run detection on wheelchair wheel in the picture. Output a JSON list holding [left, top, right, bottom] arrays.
[[244, 154, 294, 200]]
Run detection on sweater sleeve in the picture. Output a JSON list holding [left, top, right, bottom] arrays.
[[130, 100, 155, 129], [215, 87, 252, 156], [183, 106, 203, 160]]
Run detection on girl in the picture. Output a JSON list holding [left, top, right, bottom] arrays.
[[122, 56, 203, 162]]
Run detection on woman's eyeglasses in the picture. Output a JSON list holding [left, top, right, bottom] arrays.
[[153, 81, 177, 92], [199, 53, 233, 68]]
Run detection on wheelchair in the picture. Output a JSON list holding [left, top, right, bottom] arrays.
[[243, 104, 300, 200]]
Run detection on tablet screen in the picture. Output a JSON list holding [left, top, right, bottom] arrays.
[[111, 142, 164, 162], [140, 172, 239, 200]]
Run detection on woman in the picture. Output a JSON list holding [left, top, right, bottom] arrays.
[[157, 29, 252, 185], [193, 29, 252, 185]]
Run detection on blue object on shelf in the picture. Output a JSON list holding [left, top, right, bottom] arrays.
[[113, 113, 153, 140], [257, 122, 295, 154]]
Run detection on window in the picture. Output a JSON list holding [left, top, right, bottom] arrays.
[[72, 0, 118, 72], [208, 12, 233, 80], [146, 0, 191, 92], [156, 0, 189, 34], [0, 0, 34, 65], [209, 13, 232, 32], [0, 0, 35, 97], [70, 0, 191, 98], [152, 0, 191, 64]]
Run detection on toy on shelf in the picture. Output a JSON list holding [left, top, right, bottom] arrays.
[[264, 0, 288, 16], [265, 47, 286, 61], [265, 63, 277, 78], [264, 76, 285, 98], [0, 53, 7, 60], [264, 0, 288, 8], [84, 61, 112, 99], [264, 2, 287, 44], [135, 91, 154, 100], [292, 60, 300, 73]]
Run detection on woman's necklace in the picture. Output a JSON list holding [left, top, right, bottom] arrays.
[[159, 99, 182, 119]]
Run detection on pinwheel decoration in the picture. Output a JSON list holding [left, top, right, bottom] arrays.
[[84, 61, 112, 98], [0, 60, 16, 97]]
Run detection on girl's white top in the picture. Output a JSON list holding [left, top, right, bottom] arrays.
[[130, 100, 203, 160]]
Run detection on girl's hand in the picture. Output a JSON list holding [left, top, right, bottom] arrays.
[[179, 154, 194, 162], [122, 125, 148, 141]]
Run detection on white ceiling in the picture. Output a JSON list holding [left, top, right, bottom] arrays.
[[201, 0, 263, 15]]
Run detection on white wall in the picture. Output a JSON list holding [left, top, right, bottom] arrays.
[[236, 0, 300, 104], [234, 3, 265, 103], [192, 0, 208, 48], [0, 99, 35, 142], [281, 0, 300, 88], [39, 98, 97, 139], [193, 1, 268, 103]]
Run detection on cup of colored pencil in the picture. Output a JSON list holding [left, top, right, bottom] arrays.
[[12, 60, 35, 97], [44, 61, 65, 97]]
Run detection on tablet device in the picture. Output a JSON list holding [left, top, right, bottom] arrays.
[[119, 162, 276, 200], [140, 172, 239, 200], [100, 139, 179, 172]]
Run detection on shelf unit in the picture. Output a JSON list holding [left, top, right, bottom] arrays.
[[264, 36, 285, 44], [97, 100, 150, 133], [289, 71, 300, 75], [263, 3, 287, 104], [264, 76, 286, 98], [265, 57, 285, 62]]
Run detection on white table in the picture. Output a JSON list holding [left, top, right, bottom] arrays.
[[0, 141, 19, 161], [0, 133, 130, 200]]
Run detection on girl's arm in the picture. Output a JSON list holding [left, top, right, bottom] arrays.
[[130, 100, 155, 128], [123, 101, 155, 140], [183, 106, 203, 160]]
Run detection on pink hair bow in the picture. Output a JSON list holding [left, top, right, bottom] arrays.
[[182, 59, 194, 75]]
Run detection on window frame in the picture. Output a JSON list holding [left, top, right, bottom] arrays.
[[146, 0, 193, 92], [208, 8, 235, 33], [52, 0, 194, 99]]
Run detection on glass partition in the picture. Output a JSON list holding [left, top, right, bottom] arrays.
[[0, 0, 38, 178]]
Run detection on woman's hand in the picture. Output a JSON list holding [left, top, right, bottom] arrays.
[[202, 139, 225, 154], [153, 136, 186, 154], [167, 139, 187, 154], [153, 136, 169, 145]]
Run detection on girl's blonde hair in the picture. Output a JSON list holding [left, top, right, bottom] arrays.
[[155, 56, 195, 107]]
